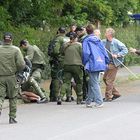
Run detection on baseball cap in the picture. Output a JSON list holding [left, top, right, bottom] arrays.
[[75, 26, 84, 32], [19, 40, 28, 47], [69, 32, 77, 40], [3, 32, 13, 41], [58, 27, 66, 33]]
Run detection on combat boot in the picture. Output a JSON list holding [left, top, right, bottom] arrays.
[[65, 96, 72, 102], [77, 95, 83, 105], [29, 77, 46, 99], [57, 97, 62, 105], [9, 118, 17, 124]]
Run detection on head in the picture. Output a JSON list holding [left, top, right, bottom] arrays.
[[57, 27, 66, 34], [69, 24, 77, 32], [105, 28, 115, 41], [75, 26, 86, 37], [86, 24, 95, 35], [3, 32, 13, 45], [94, 29, 101, 38], [19, 40, 28, 50], [70, 32, 78, 42]]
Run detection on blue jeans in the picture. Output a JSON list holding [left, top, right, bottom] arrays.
[[86, 71, 103, 105]]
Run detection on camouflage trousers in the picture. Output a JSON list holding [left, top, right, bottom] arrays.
[[21, 68, 47, 99], [60, 65, 83, 101], [0, 75, 18, 119], [49, 64, 63, 101]]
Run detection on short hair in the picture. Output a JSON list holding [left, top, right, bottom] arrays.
[[94, 29, 101, 37], [106, 28, 115, 37], [86, 24, 95, 34], [20, 40, 28, 47]]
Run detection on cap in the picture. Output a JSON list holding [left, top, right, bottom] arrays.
[[75, 26, 84, 32], [69, 32, 77, 40], [3, 32, 13, 41], [58, 27, 66, 33], [19, 40, 28, 47]]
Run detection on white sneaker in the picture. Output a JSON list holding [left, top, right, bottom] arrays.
[[86, 103, 93, 108], [94, 103, 104, 108]]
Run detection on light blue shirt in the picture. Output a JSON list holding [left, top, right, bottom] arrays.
[[102, 38, 128, 67]]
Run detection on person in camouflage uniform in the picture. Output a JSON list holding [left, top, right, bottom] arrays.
[[19, 40, 48, 103], [0, 32, 25, 124], [57, 32, 83, 105], [75, 26, 87, 43], [48, 27, 70, 102], [75, 26, 88, 101]]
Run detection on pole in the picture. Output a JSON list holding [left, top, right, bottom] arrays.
[[106, 49, 139, 79]]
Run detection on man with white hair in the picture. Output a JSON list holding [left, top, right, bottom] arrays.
[[102, 28, 128, 102]]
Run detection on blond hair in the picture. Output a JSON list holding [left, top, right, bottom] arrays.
[[106, 28, 115, 37]]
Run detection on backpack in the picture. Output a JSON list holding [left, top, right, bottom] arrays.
[[48, 37, 57, 57], [48, 36, 70, 57]]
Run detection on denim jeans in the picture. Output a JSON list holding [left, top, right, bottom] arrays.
[[86, 71, 103, 105]]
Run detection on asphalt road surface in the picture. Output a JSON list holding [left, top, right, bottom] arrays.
[[0, 66, 140, 140]]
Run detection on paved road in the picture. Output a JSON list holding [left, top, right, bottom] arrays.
[[0, 66, 140, 140]]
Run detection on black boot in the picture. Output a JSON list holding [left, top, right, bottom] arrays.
[[65, 96, 72, 102], [9, 118, 17, 124], [77, 95, 83, 105], [57, 98, 62, 105]]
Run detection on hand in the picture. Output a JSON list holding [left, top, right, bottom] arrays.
[[129, 47, 136, 53], [111, 54, 118, 58]]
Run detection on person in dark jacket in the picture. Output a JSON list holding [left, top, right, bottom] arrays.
[[82, 24, 109, 108]]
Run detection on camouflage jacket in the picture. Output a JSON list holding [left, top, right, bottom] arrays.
[[25, 45, 46, 66], [0, 44, 25, 76]]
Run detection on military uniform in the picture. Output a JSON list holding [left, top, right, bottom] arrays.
[[78, 33, 88, 101], [25, 45, 46, 82], [59, 40, 83, 104], [0, 36, 25, 122], [20, 41, 48, 102], [49, 34, 70, 101]]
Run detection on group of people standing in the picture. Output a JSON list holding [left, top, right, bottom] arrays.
[[1, 23, 133, 124], [48, 24, 128, 108]]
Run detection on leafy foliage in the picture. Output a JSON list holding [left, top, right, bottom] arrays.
[[0, 0, 139, 28], [0, 0, 140, 79]]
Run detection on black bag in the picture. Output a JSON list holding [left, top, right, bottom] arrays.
[[48, 37, 57, 56]]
